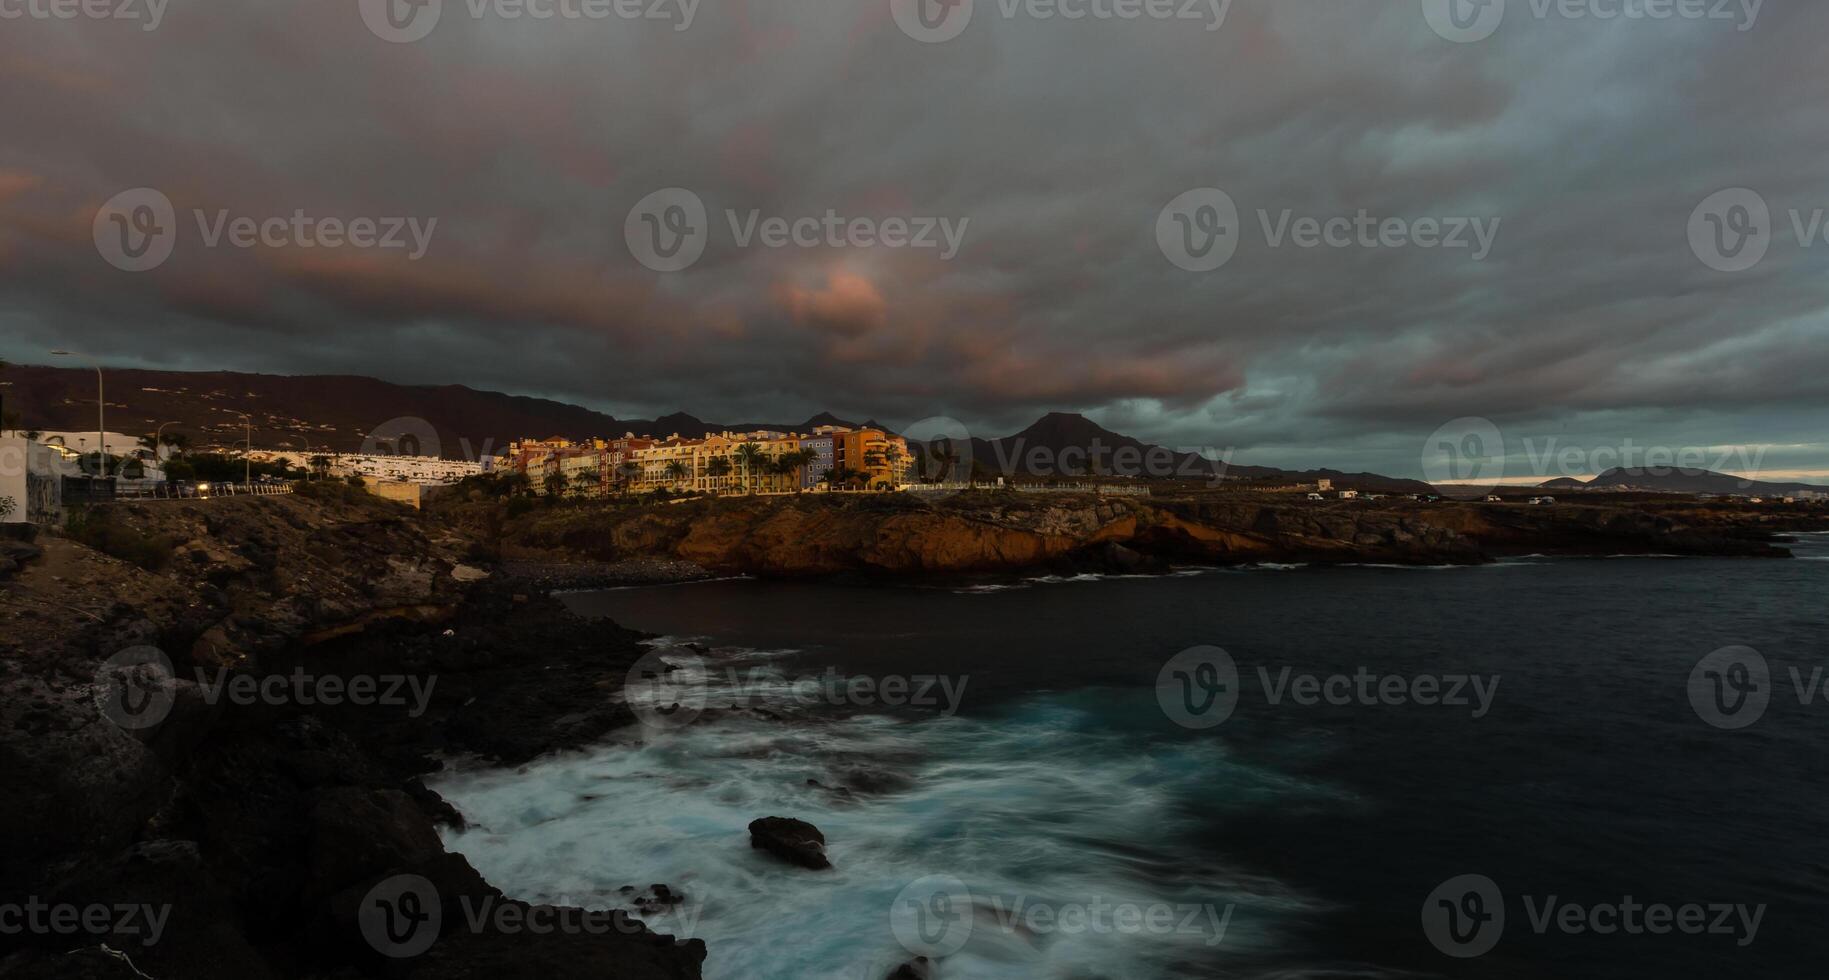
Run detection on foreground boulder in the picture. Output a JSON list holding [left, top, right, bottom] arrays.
[[887, 956, 933, 979], [747, 817, 831, 870]]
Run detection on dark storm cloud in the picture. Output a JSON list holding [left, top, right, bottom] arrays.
[[2, 0, 1827, 478]]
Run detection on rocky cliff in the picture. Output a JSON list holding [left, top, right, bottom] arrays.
[[487, 492, 1795, 578], [0, 489, 704, 979]]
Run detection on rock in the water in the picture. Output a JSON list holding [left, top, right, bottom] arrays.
[[887, 956, 932, 979], [747, 816, 831, 870]]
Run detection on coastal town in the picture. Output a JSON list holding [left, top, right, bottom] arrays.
[[495, 425, 913, 497], [0, 419, 922, 521]]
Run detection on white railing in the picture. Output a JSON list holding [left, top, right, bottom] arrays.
[[112, 482, 295, 500]]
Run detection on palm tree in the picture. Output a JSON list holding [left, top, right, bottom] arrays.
[[613, 461, 641, 495], [705, 456, 733, 494], [663, 459, 691, 489], [574, 467, 602, 497], [543, 470, 570, 498], [882, 444, 906, 486], [308, 455, 332, 480], [733, 442, 765, 494], [769, 455, 798, 493], [785, 448, 820, 491]]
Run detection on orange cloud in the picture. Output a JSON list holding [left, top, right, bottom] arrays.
[[0, 171, 43, 205], [779, 269, 887, 338]]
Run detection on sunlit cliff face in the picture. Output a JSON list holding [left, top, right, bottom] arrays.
[[2, 1, 1828, 476]]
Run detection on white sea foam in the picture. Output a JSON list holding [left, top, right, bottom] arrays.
[[434, 688, 1332, 979]]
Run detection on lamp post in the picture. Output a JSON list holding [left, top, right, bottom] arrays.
[[153, 421, 182, 463], [50, 350, 104, 478], [239, 412, 252, 492]]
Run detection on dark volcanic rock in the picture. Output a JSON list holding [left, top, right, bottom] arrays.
[[0, 492, 704, 979], [747, 816, 831, 870], [887, 957, 933, 980]]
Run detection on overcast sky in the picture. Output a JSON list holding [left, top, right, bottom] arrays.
[[2, 0, 1826, 481]]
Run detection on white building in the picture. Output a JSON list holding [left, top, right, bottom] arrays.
[[327, 453, 483, 485], [34, 430, 146, 459]]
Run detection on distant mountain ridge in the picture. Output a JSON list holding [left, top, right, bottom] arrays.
[[1541, 467, 1827, 496], [943, 412, 1432, 491], [0, 365, 1426, 487]]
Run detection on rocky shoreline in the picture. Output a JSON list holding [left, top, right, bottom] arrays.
[[495, 557, 718, 592], [3, 488, 1821, 978], [0, 492, 707, 979], [456, 491, 1817, 580]]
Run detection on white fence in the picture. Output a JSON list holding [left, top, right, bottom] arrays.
[[114, 482, 294, 500], [900, 482, 1151, 497]]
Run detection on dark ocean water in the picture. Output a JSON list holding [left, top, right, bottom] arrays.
[[434, 536, 1829, 979]]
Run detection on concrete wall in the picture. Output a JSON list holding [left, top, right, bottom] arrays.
[[0, 435, 24, 523], [366, 480, 455, 511], [0, 436, 64, 524]]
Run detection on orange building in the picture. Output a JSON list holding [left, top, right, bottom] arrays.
[[833, 427, 910, 489]]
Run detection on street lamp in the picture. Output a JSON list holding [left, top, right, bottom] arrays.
[[237, 411, 252, 491], [50, 350, 105, 478], [153, 420, 182, 464]]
